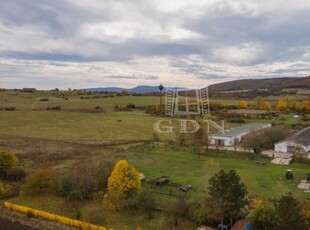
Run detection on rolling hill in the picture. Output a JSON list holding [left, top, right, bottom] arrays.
[[208, 76, 310, 92], [83, 76, 310, 93]]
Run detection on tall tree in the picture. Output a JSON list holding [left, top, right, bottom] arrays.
[[108, 160, 141, 211], [208, 169, 248, 228], [241, 126, 291, 154], [276, 193, 308, 230]]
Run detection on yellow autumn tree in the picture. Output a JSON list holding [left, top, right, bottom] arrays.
[[239, 101, 247, 109], [276, 100, 287, 112], [300, 100, 310, 113], [108, 160, 141, 194]]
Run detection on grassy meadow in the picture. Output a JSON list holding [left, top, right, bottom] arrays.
[[0, 90, 310, 229], [8, 145, 310, 230], [0, 110, 158, 140]]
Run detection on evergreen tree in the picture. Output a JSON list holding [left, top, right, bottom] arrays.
[[208, 169, 248, 228], [276, 193, 308, 230]]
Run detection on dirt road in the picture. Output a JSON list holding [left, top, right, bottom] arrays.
[[0, 217, 34, 230]]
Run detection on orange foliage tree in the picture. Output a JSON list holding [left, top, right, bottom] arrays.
[[259, 101, 271, 111]]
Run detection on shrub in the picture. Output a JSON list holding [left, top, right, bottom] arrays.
[[68, 189, 92, 201], [95, 161, 114, 191], [56, 167, 95, 200], [301, 116, 310, 121], [0, 150, 18, 177], [23, 167, 58, 194], [127, 103, 135, 109], [82, 203, 108, 224], [5, 167, 26, 181], [56, 175, 74, 197], [0, 183, 17, 198], [4, 106, 16, 111]]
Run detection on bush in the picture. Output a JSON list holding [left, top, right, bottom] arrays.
[[5, 167, 26, 181], [68, 189, 92, 201], [56, 176, 74, 197], [301, 116, 309, 121], [0, 183, 17, 198], [23, 167, 58, 194], [46, 106, 61, 110], [0, 150, 18, 177], [127, 103, 136, 109], [82, 203, 108, 224], [4, 107, 16, 111], [56, 167, 95, 200], [95, 161, 114, 191]]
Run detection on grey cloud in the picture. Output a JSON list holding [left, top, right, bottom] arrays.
[[107, 75, 158, 80], [0, 0, 310, 87], [183, 4, 310, 65], [0, 0, 113, 37]]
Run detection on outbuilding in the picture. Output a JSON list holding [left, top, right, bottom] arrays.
[[275, 126, 310, 153], [209, 123, 271, 147]]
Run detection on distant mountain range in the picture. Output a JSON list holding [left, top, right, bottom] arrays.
[[82, 76, 310, 93], [83, 85, 186, 93]]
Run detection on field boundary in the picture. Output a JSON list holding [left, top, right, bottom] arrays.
[[0, 134, 149, 147], [3, 201, 113, 230]]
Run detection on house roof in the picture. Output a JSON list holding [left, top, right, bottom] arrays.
[[231, 219, 249, 230], [287, 126, 310, 147], [210, 123, 271, 138]]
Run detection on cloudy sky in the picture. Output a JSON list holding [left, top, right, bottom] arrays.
[[1, 0, 310, 89]]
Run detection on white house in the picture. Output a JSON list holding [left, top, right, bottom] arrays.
[[209, 123, 272, 147], [275, 126, 310, 153]]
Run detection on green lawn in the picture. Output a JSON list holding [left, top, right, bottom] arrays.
[[124, 146, 309, 200], [9, 146, 309, 230]]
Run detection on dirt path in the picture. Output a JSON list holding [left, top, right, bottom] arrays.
[[0, 217, 35, 230], [0, 208, 77, 230]]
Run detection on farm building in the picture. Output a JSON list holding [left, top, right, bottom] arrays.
[[274, 126, 310, 153], [22, 88, 36, 92], [209, 123, 271, 147]]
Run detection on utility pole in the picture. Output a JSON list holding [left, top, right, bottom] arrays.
[[159, 84, 164, 106]]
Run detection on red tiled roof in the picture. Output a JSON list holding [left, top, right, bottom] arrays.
[[231, 219, 248, 230]]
